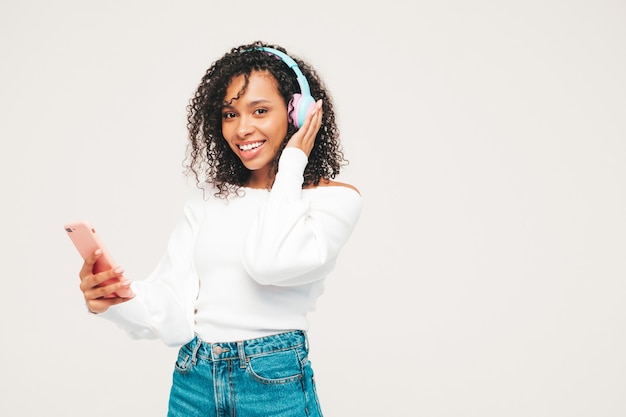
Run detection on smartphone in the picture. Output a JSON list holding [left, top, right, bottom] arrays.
[[64, 220, 133, 298]]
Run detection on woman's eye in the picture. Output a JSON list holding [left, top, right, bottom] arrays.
[[222, 112, 236, 119], [254, 108, 268, 115]]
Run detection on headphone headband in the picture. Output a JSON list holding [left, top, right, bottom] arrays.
[[256, 46, 312, 97]]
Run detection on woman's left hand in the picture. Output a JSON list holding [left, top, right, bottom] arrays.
[[285, 99, 323, 157]]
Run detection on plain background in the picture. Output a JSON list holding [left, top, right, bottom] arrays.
[[1, 0, 625, 415]]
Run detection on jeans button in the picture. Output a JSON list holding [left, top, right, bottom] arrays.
[[212, 345, 224, 355]]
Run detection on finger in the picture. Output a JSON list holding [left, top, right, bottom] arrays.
[[79, 249, 102, 281], [83, 277, 132, 301], [300, 101, 323, 148], [79, 266, 125, 293], [105, 295, 135, 307], [311, 101, 323, 132], [302, 100, 323, 134], [86, 291, 135, 314], [305, 101, 323, 136]]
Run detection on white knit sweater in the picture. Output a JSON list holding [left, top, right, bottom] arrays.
[[100, 148, 363, 346]]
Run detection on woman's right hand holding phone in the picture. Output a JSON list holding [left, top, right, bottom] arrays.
[[79, 249, 135, 314]]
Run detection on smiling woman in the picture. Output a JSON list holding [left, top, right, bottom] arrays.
[[74, 41, 362, 417], [184, 43, 348, 198]]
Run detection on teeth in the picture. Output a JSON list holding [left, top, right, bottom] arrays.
[[239, 141, 263, 151]]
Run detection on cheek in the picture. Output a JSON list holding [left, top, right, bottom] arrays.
[[221, 123, 235, 143], [273, 120, 289, 142]]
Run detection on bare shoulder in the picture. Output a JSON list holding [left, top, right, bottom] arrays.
[[306, 179, 361, 195]]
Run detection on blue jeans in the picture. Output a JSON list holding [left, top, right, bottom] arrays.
[[167, 330, 324, 417]]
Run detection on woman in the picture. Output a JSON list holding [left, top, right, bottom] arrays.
[[78, 40, 362, 417]]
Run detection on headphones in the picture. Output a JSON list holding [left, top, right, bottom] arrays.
[[256, 46, 316, 128]]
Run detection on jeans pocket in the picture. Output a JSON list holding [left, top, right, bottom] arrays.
[[173, 347, 193, 375], [247, 348, 303, 384]]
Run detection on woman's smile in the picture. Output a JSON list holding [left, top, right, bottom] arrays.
[[238, 139, 267, 154]]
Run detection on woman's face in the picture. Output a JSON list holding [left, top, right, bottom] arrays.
[[221, 70, 289, 181]]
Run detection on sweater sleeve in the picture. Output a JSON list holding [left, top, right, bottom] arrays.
[[242, 148, 363, 286], [98, 199, 201, 347]]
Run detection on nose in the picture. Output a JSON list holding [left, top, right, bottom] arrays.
[[236, 115, 255, 138]]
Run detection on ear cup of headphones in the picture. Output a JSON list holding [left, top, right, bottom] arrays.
[[288, 93, 317, 128]]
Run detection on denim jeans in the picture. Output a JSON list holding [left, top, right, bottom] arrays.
[[167, 330, 324, 417]]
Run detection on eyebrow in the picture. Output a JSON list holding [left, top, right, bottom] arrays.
[[222, 99, 272, 109]]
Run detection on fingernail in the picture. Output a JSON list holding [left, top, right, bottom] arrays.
[[114, 267, 124, 274], [316, 99, 323, 109], [95, 249, 102, 255]]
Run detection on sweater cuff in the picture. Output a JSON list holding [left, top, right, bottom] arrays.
[[278, 147, 308, 176], [272, 148, 308, 199]]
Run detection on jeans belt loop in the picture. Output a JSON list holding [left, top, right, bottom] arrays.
[[191, 338, 202, 366], [237, 340, 247, 369]]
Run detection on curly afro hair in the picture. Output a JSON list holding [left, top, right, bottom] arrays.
[[184, 41, 346, 198]]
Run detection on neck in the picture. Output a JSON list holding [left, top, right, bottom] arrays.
[[246, 169, 274, 189]]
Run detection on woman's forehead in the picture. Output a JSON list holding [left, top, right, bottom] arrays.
[[224, 71, 280, 102]]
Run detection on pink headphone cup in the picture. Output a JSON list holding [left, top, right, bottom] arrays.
[[289, 93, 316, 128]]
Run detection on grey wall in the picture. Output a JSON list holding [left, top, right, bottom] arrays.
[[1, 1, 624, 415]]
